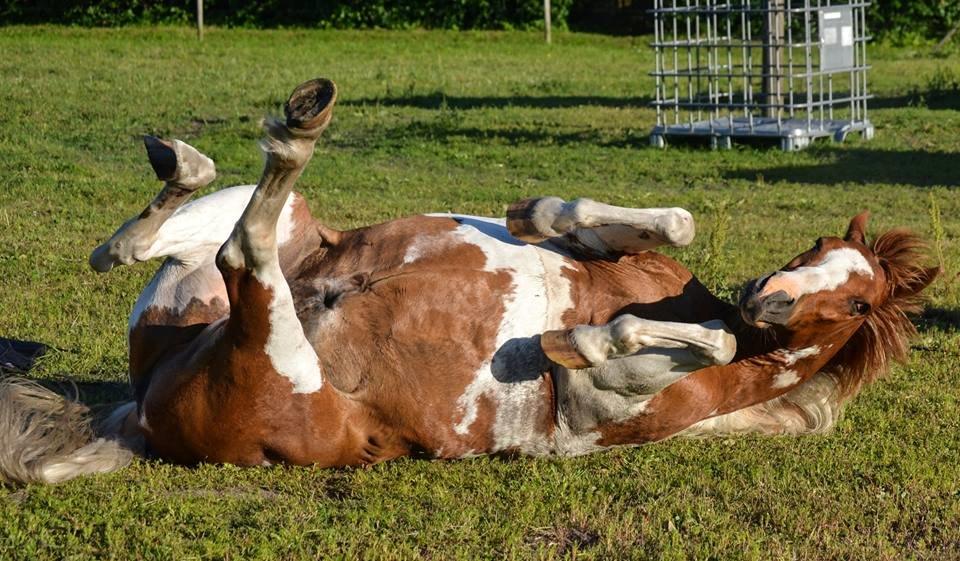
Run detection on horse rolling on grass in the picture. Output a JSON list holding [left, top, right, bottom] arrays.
[[0, 78, 938, 485]]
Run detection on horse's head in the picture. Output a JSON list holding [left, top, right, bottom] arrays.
[[739, 212, 939, 355]]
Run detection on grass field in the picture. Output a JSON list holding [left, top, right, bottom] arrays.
[[0, 26, 959, 559]]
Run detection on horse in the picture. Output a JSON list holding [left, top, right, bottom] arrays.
[[0, 78, 938, 485]]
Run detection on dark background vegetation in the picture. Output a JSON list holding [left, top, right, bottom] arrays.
[[1, 0, 958, 42]]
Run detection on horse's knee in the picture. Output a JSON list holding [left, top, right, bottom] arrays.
[[652, 207, 695, 247]]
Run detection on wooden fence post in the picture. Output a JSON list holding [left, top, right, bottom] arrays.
[[544, 0, 552, 44], [197, 0, 204, 41]]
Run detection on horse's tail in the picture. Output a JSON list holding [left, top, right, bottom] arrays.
[[0, 377, 140, 485]]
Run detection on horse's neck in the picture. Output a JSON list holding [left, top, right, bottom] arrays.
[[710, 304, 864, 416]]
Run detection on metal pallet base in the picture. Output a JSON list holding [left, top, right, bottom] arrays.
[[650, 117, 874, 151]]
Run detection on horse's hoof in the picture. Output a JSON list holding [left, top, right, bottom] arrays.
[[143, 136, 216, 190], [541, 329, 593, 370], [285, 78, 337, 132]]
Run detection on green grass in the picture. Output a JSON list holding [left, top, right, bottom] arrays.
[[1, 26, 959, 560]]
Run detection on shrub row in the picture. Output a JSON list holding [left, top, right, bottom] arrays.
[[0, 0, 956, 42], [0, 0, 572, 30]]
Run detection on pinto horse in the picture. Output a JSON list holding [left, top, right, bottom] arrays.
[[0, 79, 937, 484]]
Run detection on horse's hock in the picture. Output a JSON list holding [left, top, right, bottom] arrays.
[[649, 0, 874, 151]]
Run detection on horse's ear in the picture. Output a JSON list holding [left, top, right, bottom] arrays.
[[892, 266, 941, 299], [844, 211, 870, 245]]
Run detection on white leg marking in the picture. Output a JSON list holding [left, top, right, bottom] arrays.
[[550, 200, 696, 247], [256, 266, 324, 394], [571, 316, 736, 366]]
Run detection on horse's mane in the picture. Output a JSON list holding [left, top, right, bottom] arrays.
[[826, 229, 936, 400]]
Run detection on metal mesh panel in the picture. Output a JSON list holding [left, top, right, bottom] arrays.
[[649, 0, 874, 150]]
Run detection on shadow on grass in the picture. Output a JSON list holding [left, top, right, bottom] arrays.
[[725, 148, 959, 188], [346, 120, 651, 151], [12, 377, 131, 410], [1, 337, 130, 409], [871, 92, 960, 111], [343, 93, 654, 110], [917, 307, 960, 333]]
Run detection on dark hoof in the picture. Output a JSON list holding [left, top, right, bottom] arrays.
[[143, 135, 178, 181], [285, 78, 337, 131], [541, 329, 594, 370]]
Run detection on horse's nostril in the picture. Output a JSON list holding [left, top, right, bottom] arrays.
[[769, 298, 794, 310], [763, 290, 794, 307]]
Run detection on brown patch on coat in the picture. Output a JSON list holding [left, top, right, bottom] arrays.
[[572, 251, 727, 326], [302, 216, 522, 456], [128, 296, 229, 399], [141, 268, 365, 467]]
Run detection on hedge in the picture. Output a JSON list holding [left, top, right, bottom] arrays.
[[0, 0, 956, 42], [0, 0, 573, 30]]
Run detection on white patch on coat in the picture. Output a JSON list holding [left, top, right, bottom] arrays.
[[138, 406, 152, 433], [256, 267, 324, 394], [128, 185, 300, 333], [630, 399, 651, 416], [421, 215, 575, 455], [143, 185, 257, 265], [773, 345, 821, 366], [772, 369, 801, 389], [772, 247, 875, 297], [553, 424, 604, 457], [128, 261, 226, 334], [769, 346, 820, 389]]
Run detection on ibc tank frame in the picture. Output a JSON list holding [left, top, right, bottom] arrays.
[[649, 0, 874, 151]]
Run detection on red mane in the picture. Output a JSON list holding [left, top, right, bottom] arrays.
[[826, 229, 939, 399]]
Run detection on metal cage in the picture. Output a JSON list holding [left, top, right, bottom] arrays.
[[649, 0, 874, 150]]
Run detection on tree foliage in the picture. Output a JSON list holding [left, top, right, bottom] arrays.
[[868, 0, 960, 43]]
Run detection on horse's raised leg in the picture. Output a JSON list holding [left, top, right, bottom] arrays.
[[133, 80, 342, 467], [542, 315, 736, 370], [550, 316, 737, 451], [214, 78, 337, 396], [506, 197, 695, 255], [89, 137, 216, 272]]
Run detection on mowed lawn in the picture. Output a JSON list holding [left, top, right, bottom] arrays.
[[1, 26, 959, 559]]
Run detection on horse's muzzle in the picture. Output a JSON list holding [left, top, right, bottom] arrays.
[[739, 280, 796, 327]]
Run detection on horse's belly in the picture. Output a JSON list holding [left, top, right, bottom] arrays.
[[412, 216, 581, 456], [309, 215, 578, 457]]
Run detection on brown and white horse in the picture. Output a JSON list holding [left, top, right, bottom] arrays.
[[0, 79, 938, 484]]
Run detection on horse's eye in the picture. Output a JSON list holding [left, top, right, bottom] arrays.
[[814, 238, 824, 251], [850, 300, 871, 316]]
